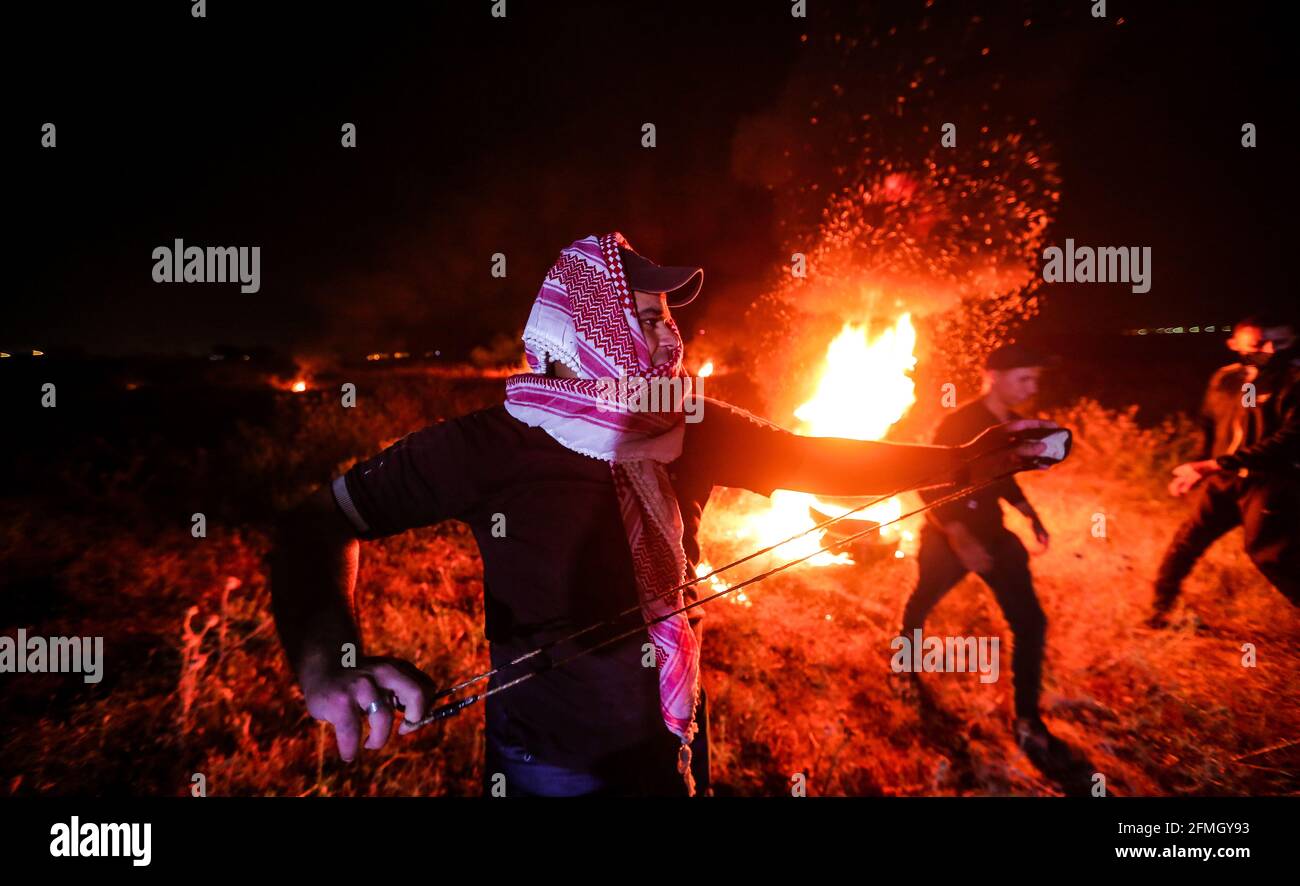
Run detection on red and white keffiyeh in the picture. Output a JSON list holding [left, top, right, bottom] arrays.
[[503, 232, 701, 790]]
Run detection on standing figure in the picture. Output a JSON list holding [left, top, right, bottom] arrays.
[[1151, 315, 1300, 626], [901, 344, 1055, 758]]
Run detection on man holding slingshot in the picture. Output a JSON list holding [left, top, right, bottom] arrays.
[[270, 232, 1067, 796]]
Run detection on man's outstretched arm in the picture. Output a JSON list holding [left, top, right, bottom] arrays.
[[270, 485, 436, 761], [701, 400, 1055, 498]]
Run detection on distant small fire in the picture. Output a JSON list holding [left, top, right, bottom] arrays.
[[268, 361, 315, 393]]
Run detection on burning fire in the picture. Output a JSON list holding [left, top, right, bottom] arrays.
[[269, 374, 311, 393], [695, 561, 749, 607], [737, 313, 918, 567], [793, 316, 916, 440]]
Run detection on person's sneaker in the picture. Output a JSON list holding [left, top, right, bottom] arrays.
[[1144, 609, 1172, 630], [1145, 598, 1179, 629], [1146, 588, 1179, 629], [1014, 716, 1052, 759]]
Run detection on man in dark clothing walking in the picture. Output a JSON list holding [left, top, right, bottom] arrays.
[[269, 233, 1061, 796], [1150, 315, 1300, 626], [901, 344, 1054, 758]]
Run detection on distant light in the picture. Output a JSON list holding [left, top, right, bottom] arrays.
[[1124, 323, 1237, 337], [894, 549, 905, 559], [209, 354, 224, 360], [0, 352, 10, 358], [291, 380, 307, 393], [32, 349, 44, 356], [698, 360, 715, 378], [393, 352, 410, 359], [241, 354, 251, 361], [435, 350, 442, 357]]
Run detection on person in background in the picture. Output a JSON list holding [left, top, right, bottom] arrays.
[[1150, 314, 1300, 626], [900, 344, 1055, 760]]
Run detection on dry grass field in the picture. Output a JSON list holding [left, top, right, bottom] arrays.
[[2, 377, 1296, 796]]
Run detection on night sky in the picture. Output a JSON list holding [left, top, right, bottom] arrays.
[[11, 0, 1295, 360]]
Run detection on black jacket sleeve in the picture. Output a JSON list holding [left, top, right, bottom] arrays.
[[1218, 369, 1300, 473], [332, 412, 496, 539], [692, 398, 962, 498]]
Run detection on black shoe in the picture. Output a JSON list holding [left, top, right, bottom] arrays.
[[1014, 716, 1052, 760], [1147, 587, 1179, 629], [1144, 609, 1172, 630]]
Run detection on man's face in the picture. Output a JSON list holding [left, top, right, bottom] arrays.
[[634, 289, 679, 368], [547, 290, 679, 379], [988, 366, 1041, 406], [1228, 324, 1296, 366]]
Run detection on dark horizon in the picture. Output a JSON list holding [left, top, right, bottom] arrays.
[[11, 0, 1296, 363]]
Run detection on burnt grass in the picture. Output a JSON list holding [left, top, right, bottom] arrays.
[[1, 373, 1296, 796]]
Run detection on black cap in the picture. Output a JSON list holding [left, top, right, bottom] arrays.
[[986, 343, 1052, 371], [618, 246, 704, 307]]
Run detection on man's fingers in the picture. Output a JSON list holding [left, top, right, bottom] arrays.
[[368, 662, 433, 734], [349, 674, 393, 752], [970, 420, 1059, 459], [1014, 442, 1048, 459], [330, 703, 363, 762], [366, 704, 394, 750]]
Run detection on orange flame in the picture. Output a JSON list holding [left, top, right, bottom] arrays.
[[742, 313, 917, 567]]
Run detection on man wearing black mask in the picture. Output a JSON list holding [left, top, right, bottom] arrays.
[[1150, 314, 1300, 626]]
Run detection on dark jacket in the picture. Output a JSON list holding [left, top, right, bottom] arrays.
[[1199, 362, 1253, 459], [1216, 353, 1300, 476], [919, 398, 1029, 541], [330, 396, 958, 773]]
